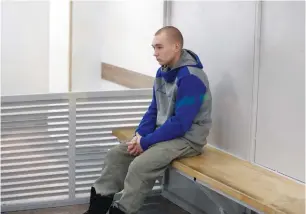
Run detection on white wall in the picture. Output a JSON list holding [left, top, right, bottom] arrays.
[[171, 1, 305, 182], [71, 1, 105, 92], [99, 1, 163, 78], [255, 1, 305, 182], [49, 0, 70, 93], [71, 1, 163, 92], [171, 1, 257, 160], [2, 1, 160, 94], [1, 1, 50, 96]]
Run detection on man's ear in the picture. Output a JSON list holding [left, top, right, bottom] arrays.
[[174, 43, 180, 52]]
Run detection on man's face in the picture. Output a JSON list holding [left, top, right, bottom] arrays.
[[152, 32, 178, 66]]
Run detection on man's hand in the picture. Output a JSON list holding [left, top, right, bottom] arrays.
[[126, 135, 137, 152], [127, 134, 143, 156]]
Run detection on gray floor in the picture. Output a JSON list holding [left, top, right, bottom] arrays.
[[3, 196, 190, 214]]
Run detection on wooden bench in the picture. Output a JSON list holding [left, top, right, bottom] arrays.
[[112, 128, 305, 214]]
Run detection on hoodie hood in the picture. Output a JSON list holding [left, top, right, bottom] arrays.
[[161, 49, 203, 72], [174, 49, 203, 70], [159, 49, 203, 82]]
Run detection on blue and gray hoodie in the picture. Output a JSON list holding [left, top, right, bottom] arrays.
[[136, 49, 212, 152]]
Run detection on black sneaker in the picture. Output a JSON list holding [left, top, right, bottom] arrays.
[[109, 206, 126, 214], [83, 187, 113, 214], [83, 187, 97, 214]]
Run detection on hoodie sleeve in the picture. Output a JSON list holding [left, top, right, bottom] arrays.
[[135, 86, 157, 137], [140, 75, 206, 150]]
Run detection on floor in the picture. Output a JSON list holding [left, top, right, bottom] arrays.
[[3, 196, 190, 214]]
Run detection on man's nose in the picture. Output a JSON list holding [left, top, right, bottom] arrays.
[[153, 51, 158, 57]]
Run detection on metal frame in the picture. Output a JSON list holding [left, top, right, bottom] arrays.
[[162, 190, 207, 214], [172, 168, 264, 214]]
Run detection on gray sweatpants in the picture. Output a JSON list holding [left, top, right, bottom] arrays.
[[93, 138, 201, 214]]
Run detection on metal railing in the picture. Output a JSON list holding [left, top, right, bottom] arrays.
[[1, 89, 158, 212]]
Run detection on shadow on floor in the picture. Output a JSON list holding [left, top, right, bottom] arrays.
[[3, 196, 191, 214]]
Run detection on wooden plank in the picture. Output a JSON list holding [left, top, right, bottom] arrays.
[[101, 63, 154, 89], [174, 148, 305, 214], [112, 127, 136, 142], [112, 127, 305, 214]]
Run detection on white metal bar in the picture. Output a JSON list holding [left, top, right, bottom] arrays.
[[1, 159, 68, 171], [1, 153, 68, 165], [1, 183, 69, 195], [1, 189, 69, 202], [2, 112, 68, 121], [76, 142, 118, 148], [1, 88, 151, 103], [1, 136, 68, 143], [2, 171, 68, 183], [2, 110, 69, 117], [1, 128, 69, 136], [76, 127, 115, 134], [68, 94, 76, 200], [1, 104, 68, 112], [1, 146, 68, 155], [1, 99, 68, 108], [2, 177, 68, 189], [1, 197, 88, 212], [163, 0, 172, 26], [2, 117, 69, 127], [76, 131, 111, 137], [76, 136, 116, 142], [76, 123, 138, 131], [76, 119, 141, 127], [74, 88, 152, 100], [249, 0, 262, 163], [2, 124, 68, 133], [1, 164, 69, 175], [76, 101, 150, 109], [76, 108, 148, 115], [2, 123, 68, 131], [76, 112, 145, 120], [1, 93, 71, 103]]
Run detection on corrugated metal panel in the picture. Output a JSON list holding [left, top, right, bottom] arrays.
[[1, 97, 70, 206], [1, 89, 162, 212], [74, 93, 152, 198]]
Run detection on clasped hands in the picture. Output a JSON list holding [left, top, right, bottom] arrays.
[[126, 133, 144, 156]]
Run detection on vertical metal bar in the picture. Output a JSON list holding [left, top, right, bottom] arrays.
[[68, 94, 76, 199], [163, 0, 172, 26], [249, 0, 262, 163], [68, 0, 73, 92]]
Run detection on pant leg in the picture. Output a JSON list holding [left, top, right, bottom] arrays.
[[93, 142, 135, 196], [114, 138, 201, 214]]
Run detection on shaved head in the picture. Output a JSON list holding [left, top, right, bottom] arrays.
[[155, 26, 184, 48], [152, 26, 184, 67]]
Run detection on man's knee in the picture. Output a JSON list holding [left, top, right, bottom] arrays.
[[105, 144, 125, 164], [127, 155, 154, 177]]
